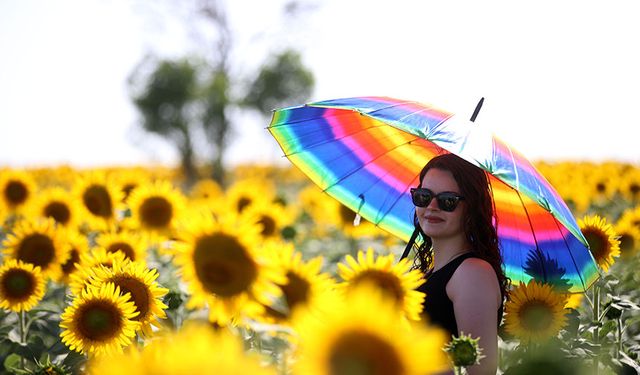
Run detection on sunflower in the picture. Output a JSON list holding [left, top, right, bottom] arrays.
[[85, 259, 168, 337], [190, 178, 223, 202], [2, 217, 68, 280], [0, 168, 37, 214], [242, 200, 296, 243], [58, 230, 89, 283], [224, 178, 276, 214], [504, 280, 569, 342], [173, 211, 285, 325], [0, 259, 46, 312], [72, 172, 123, 230], [578, 215, 621, 272], [614, 220, 640, 259], [94, 229, 148, 264], [108, 166, 152, 202], [292, 283, 449, 375], [86, 323, 277, 375], [125, 180, 186, 238], [27, 187, 83, 229], [60, 282, 140, 356], [618, 167, 640, 203], [260, 242, 335, 326], [337, 248, 425, 321], [68, 247, 129, 295]]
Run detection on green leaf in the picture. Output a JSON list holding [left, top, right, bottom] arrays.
[[598, 320, 617, 340], [3, 353, 22, 372]]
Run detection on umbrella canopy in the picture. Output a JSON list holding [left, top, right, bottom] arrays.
[[268, 96, 599, 292]]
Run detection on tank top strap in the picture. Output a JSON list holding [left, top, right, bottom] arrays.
[[428, 252, 477, 281]]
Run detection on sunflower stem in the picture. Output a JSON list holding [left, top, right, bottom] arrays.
[[616, 316, 623, 359], [19, 310, 27, 369]]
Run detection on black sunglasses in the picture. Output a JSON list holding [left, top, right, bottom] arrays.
[[410, 188, 465, 212]]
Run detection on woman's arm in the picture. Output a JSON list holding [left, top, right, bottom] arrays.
[[447, 258, 502, 375]]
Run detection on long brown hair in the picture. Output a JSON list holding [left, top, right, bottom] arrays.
[[411, 153, 510, 300]]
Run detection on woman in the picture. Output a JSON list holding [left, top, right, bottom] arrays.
[[409, 153, 510, 375]]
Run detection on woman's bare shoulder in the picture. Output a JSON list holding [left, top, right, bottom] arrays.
[[447, 257, 500, 301]]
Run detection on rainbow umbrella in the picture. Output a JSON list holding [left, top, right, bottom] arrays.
[[268, 96, 599, 292]]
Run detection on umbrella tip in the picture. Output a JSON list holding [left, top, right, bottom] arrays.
[[470, 97, 485, 122]]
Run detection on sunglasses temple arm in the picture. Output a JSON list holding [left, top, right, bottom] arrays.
[[400, 227, 421, 260]]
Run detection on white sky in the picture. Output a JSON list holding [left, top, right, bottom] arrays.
[[1, 0, 639, 169]]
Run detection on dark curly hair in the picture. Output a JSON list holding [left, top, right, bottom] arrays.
[[411, 153, 510, 301]]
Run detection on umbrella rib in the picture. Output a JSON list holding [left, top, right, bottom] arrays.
[[514, 189, 541, 260], [550, 216, 591, 292]]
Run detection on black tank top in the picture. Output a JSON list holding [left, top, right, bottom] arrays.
[[417, 253, 503, 337]]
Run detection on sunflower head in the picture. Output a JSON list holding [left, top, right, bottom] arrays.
[[504, 280, 569, 342], [336, 248, 425, 321], [260, 242, 336, 326], [578, 215, 621, 272], [94, 229, 148, 264], [85, 259, 168, 337], [2, 217, 68, 280], [60, 282, 140, 356], [0, 169, 37, 213], [614, 220, 640, 259], [72, 172, 123, 230], [224, 178, 276, 214], [242, 200, 296, 242], [125, 180, 186, 236], [86, 323, 277, 375], [58, 230, 89, 283], [68, 247, 129, 295], [27, 187, 82, 228], [292, 283, 449, 375], [173, 211, 284, 325], [0, 259, 47, 312], [443, 332, 484, 368]]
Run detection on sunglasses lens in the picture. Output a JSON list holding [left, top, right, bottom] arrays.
[[411, 189, 432, 207], [437, 194, 460, 212]]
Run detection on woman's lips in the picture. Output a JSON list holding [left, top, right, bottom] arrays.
[[425, 215, 444, 223]]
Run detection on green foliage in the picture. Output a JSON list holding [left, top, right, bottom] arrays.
[[244, 50, 315, 114]]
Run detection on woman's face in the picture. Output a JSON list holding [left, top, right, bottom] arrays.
[[416, 168, 466, 240]]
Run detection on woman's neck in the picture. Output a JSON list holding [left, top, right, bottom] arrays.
[[431, 237, 472, 271]]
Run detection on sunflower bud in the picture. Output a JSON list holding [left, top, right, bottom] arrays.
[[443, 332, 484, 368]]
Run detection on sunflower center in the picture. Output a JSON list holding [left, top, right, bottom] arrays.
[[83, 185, 113, 218], [1, 269, 36, 301], [139, 196, 172, 228], [193, 233, 258, 297], [339, 205, 356, 225], [518, 301, 554, 331], [258, 215, 277, 237], [282, 271, 310, 310], [329, 330, 405, 375], [583, 230, 608, 262], [237, 197, 252, 213], [630, 183, 640, 196], [122, 184, 137, 200], [618, 234, 634, 255], [107, 242, 136, 261], [61, 248, 81, 275], [351, 270, 404, 305], [595, 182, 606, 194], [17, 234, 55, 269], [77, 301, 122, 341], [110, 276, 150, 321], [4, 180, 29, 206], [44, 201, 71, 225]]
